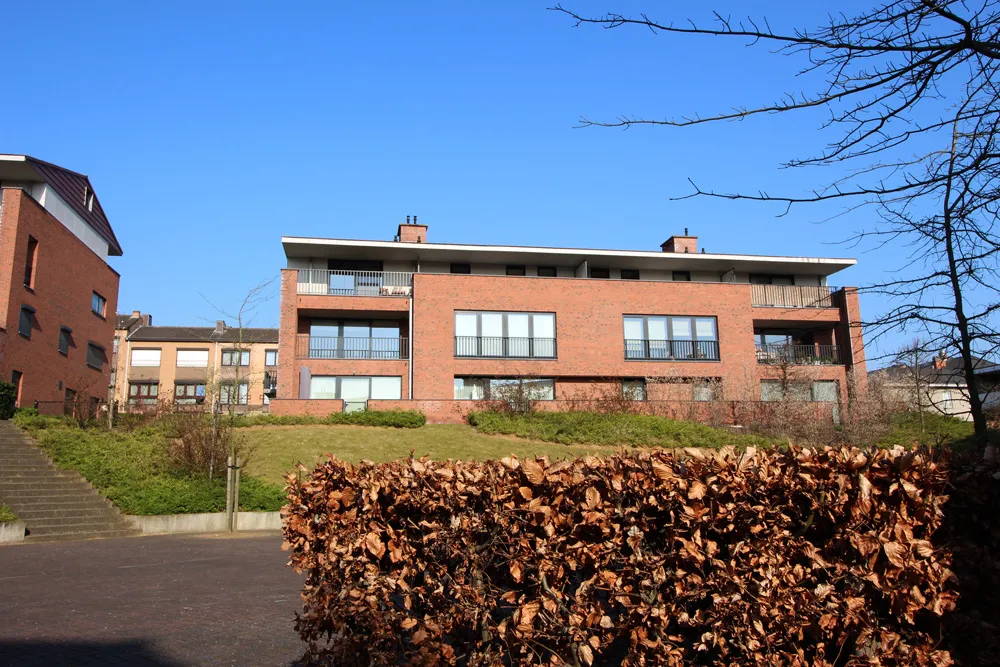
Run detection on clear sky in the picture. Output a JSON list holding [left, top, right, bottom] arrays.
[[3, 1, 916, 360]]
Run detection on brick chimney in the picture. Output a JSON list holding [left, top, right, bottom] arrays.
[[661, 228, 698, 253], [215, 320, 226, 335], [397, 215, 428, 243]]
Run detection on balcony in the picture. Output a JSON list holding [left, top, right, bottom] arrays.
[[756, 344, 842, 365], [455, 336, 557, 359], [296, 270, 413, 297], [751, 285, 839, 308], [295, 335, 409, 360], [624, 340, 720, 361]]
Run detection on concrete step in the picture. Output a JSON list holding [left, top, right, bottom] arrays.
[[9, 506, 116, 519], [26, 516, 131, 530], [24, 528, 142, 543], [0, 480, 96, 491], [3, 497, 113, 507], [27, 520, 134, 535], [0, 465, 61, 473]]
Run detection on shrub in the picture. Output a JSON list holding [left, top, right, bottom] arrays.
[[159, 412, 256, 480], [466, 410, 776, 448], [0, 505, 17, 523], [234, 410, 426, 429], [284, 446, 957, 665], [0, 382, 16, 420]]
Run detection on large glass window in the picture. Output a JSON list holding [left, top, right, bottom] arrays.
[[264, 349, 278, 366], [623, 315, 719, 360], [454, 311, 556, 358], [308, 376, 403, 401], [221, 349, 250, 366], [307, 319, 403, 359], [91, 292, 107, 317], [128, 382, 158, 405], [175, 383, 206, 405], [220, 381, 249, 405], [454, 377, 555, 400]]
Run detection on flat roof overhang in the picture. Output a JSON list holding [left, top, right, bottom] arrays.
[[282, 237, 857, 277]]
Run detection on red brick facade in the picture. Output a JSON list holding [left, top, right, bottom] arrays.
[[0, 189, 119, 410], [278, 266, 866, 424]]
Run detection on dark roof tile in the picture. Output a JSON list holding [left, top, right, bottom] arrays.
[[127, 326, 278, 344]]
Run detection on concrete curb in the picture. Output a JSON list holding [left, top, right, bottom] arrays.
[[126, 512, 281, 535], [0, 521, 26, 544]]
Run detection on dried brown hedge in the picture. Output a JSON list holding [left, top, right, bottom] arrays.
[[283, 446, 957, 666]]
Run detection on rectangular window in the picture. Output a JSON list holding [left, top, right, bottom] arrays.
[[219, 381, 249, 405], [692, 381, 718, 402], [506, 265, 526, 276], [536, 266, 557, 277], [130, 349, 161, 367], [86, 343, 105, 370], [174, 383, 207, 404], [761, 380, 815, 401], [175, 349, 209, 368], [221, 349, 250, 366], [672, 271, 691, 282], [18, 306, 34, 338], [24, 236, 38, 288], [306, 320, 403, 360], [623, 378, 647, 401], [589, 267, 610, 279], [128, 382, 158, 405], [450, 263, 471, 274], [621, 269, 640, 280], [623, 315, 719, 360], [750, 274, 795, 286], [307, 376, 402, 401], [11, 371, 22, 407], [58, 326, 72, 355], [264, 371, 277, 391], [91, 292, 107, 317], [454, 377, 555, 401], [454, 311, 556, 358], [265, 349, 278, 366]]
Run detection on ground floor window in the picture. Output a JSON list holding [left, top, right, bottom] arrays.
[[175, 383, 206, 405], [128, 382, 158, 405], [622, 378, 646, 401], [220, 381, 249, 405], [308, 376, 402, 401], [454, 377, 555, 401]]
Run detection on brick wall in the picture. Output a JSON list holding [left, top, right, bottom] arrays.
[[0, 189, 119, 407], [268, 398, 344, 417]]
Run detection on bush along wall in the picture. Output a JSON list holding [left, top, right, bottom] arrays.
[[283, 446, 958, 666]]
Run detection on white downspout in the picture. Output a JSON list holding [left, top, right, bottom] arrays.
[[408, 290, 414, 400]]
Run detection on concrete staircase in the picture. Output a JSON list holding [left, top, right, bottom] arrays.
[[0, 421, 140, 542]]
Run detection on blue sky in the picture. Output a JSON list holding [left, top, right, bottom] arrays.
[[3, 1, 918, 360]]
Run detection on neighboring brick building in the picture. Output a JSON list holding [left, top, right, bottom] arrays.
[[273, 220, 867, 423], [0, 155, 123, 414], [112, 312, 279, 411]]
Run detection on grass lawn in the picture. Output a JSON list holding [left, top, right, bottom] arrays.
[[244, 424, 618, 485]]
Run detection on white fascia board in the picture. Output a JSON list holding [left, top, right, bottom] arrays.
[[281, 236, 857, 271]]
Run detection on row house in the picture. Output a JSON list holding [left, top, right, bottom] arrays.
[[113, 312, 278, 411], [0, 155, 123, 413], [273, 220, 866, 422]]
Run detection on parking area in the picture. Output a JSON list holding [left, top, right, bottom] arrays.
[[0, 533, 304, 666]]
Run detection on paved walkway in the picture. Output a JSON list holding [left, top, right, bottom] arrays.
[[0, 533, 305, 666]]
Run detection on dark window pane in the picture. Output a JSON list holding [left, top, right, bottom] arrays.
[[450, 263, 471, 274], [589, 267, 610, 279], [621, 269, 640, 280], [59, 328, 70, 355], [86, 344, 104, 369], [506, 265, 525, 276], [672, 271, 691, 282], [536, 266, 557, 277], [18, 308, 32, 338]]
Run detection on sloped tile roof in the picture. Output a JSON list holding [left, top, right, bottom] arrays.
[[127, 326, 278, 344]]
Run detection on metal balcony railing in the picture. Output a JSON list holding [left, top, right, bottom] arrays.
[[296, 335, 409, 360], [755, 344, 842, 365], [454, 336, 557, 359], [624, 339, 720, 361], [296, 269, 413, 297], [751, 285, 839, 308]]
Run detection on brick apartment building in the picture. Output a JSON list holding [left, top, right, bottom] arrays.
[[272, 220, 866, 423], [113, 312, 279, 411], [0, 155, 122, 413]]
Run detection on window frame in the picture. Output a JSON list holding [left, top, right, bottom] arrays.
[[23, 235, 38, 289], [174, 382, 207, 404], [620, 268, 640, 281], [219, 380, 250, 405], [453, 376, 556, 401], [672, 271, 691, 282], [450, 263, 471, 274], [505, 265, 526, 276], [128, 382, 159, 405], [536, 266, 557, 277], [91, 291, 107, 317], [86, 342, 105, 370], [264, 349, 278, 366], [175, 348, 210, 368], [622, 378, 647, 401], [130, 348, 162, 367], [220, 349, 251, 367], [622, 314, 720, 361], [454, 311, 557, 359], [588, 267, 610, 279], [306, 376, 403, 401], [18, 305, 35, 339], [58, 326, 72, 356]]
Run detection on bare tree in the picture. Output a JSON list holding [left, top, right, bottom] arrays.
[[551, 1, 1000, 442]]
